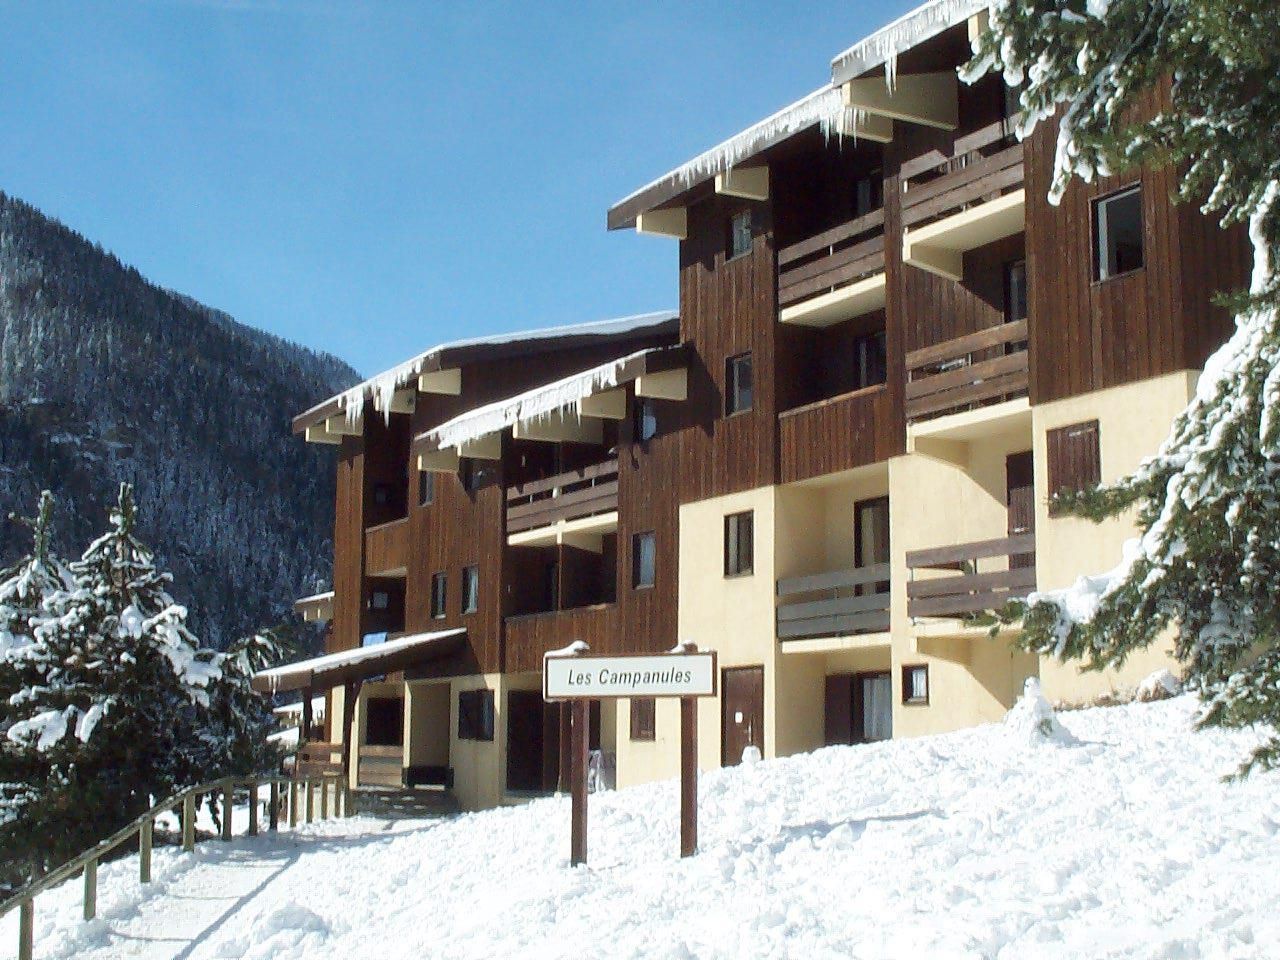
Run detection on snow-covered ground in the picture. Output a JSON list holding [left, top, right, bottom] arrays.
[[6, 695, 1278, 959]]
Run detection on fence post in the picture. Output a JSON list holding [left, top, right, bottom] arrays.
[[140, 816, 153, 883], [320, 778, 329, 819], [346, 781, 356, 817], [248, 783, 259, 836], [269, 781, 280, 831], [182, 794, 196, 851], [83, 855, 97, 921], [305, 779, 315, 824], [221, 784, 233, 842], [289, 781, 299, 828], [18, 898, 33, 960], [335, 780, 344, 818]]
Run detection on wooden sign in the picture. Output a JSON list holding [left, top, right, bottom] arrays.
[[543, 645, 715, 865]]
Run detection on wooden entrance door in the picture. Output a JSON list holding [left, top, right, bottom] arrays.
[[507, 690, 547, 793], [722, 666, 764, 766], [1006, 451, 1035, 569]]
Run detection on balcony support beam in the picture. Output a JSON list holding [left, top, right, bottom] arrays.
[[513, 411, 604, 445], [418, 368, 462, 395], [844, 72, 958, 130], [714, 167, 769, 202], [579, 388, 627, 421], [636, 368, 687, 401], [636, 207, 687, 240]]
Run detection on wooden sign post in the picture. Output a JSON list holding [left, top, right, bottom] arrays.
[[544, 643, 717, 866]]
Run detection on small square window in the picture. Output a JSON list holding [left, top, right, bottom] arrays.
[[727, 210, 752, 259], [725, 352, 753, 416], [634, 397, 658, 443], [853, 331, 887, 390], [902, 664, 929, 705], [1093, 186, 1143, 281], [461, 565, 479, 614], [630, 697, 656, 741], [632, 531, 656, 589], [724, 511, 754, 577], [430, 572, 447, 619], [419, 470, 435, 507], [460, 459, 490, 492], [457, 689, 494, 741], [369, 590, 390, 611]]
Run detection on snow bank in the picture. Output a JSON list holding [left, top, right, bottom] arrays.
[[1003, 677, 1078, 746], [9, 697, 1278, 959]]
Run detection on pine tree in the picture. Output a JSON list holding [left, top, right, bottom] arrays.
[[967, 0, 1280, 771]]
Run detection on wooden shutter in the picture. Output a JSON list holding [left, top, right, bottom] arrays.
[[1046, 420, 1101, 516], [630, 697, 656, 741]]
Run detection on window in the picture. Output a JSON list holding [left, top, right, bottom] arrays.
[[368, 590, 390, 611], [430, 572, 447, 619], [1046, 420, 1101, 515], [461, 565, 479, 614], [460, 459, 491, 492], [853, 169, 883, 218], [365, 697, 404, 746], [630, 697, 656, 741], [457, 689, 494, 741], [1004, 260, 1028, 324], [634, 397, 658, 443], [724, 511, 754, 577], [725, 352, 753, 416], [632, 531, 656, 589], [727, 210, 752, 259], [419, 470, 435, 507], [373, 483, 393, 506], [854, 496, 890, 597], [1093, 186, 1143, 280], [902, 664, 929, 705], [853, 331, 887, 390]]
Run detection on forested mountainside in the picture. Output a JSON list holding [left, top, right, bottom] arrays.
[[0, 191, 359, 649]]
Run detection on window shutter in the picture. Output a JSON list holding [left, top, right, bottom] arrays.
[[630, 697, 656, 741], [1046, 420, 1101, 516]]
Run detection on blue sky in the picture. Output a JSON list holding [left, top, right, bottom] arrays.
[[0, 0, 906, 378]]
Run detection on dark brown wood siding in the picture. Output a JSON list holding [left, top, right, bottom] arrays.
[[331, 438, 364, 655]]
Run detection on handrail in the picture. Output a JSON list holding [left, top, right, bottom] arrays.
[[2, 769, 350, 960]]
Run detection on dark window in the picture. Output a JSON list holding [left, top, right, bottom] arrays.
[[632, 531, 656, 589], [430, 572, 447, 619], [419, 470, 435, 507], [461, 565, 479, 614], [365, 697, 404, 746], [634, 397, 658, 443], [725, 352, 753, 416], [460, 459, 491, 492], [902, 665, 929, 705], [853, 169, 883, 218], [853, 331, 887, 390], [457, 689, 494, 741], [368, 590, 390, 611], [1046, 420, 1101, 515], [630, 697, 656, 741], [1094, 186, 1143, 280], [724, 511, 754, 577], [373, 483, 393, 506], [854, 496, 890, 597], [1005, 260, 1028, 323], [727, 210, 752, 259]]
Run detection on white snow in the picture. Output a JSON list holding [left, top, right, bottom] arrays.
[[7, 696, 1278, 959], [420, 348, 659, 452], [1137, 668, 1181, 702], [1002, 677, 1078, 746], [831, 0, 987, 87], [254, 628, 465, 692], [272, 696, 327, 721]]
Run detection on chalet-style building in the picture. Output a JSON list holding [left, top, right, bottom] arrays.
[[274, 0, 1249, 812]]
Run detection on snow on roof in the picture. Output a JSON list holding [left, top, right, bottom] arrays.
[[299, 311, 677, 430], [294, 591, 334, 606], [418, 347, 665, 452], [609, 86, 847, 225], [830, 0, 987, 87], [272, 696, 327, 720], [252, 628, 466, 694]]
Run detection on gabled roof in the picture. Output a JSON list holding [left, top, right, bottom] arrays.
[[830, 0, 987, 86], [292, 311, 678, 436]]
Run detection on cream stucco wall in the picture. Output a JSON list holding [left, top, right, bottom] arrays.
[[613, 697, 683, 788], [1032, 371, 1193, 703], [405, 680, 450, 767], [448, 673, 504, 812]]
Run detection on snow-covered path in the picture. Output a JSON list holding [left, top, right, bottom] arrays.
[[6, 696, 1279, 959]]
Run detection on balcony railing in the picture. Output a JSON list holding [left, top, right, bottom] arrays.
[[506, 459, 619, 534], [364, 517, 409, 576], [776, 563, 891, 641], [905, 320, 1028, 423], [777, 208, 885, 310], [901, 118, 1023, 232], [905, 534, 1036, 620]]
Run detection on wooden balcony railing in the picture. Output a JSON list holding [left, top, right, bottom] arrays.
[[777, 208, 886, 309], [364, 516, 409, 576], [901, 118, 1024, 231], [776, 563, 891, 640], [905, 534, 1036, 619], [905, 320, 1029, 423], [506, 459, 619, 534]]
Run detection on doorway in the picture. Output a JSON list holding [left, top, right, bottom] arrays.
[[1006, 451, 1035, 569], [825, 671, 892, 745], [722, 666, 765, 765]]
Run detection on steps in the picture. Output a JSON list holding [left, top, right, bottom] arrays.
[[353, 787, 459, 818]]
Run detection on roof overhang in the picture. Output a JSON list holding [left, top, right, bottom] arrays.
[[251, 628, 466, 694], [830, 0, 988, 86]]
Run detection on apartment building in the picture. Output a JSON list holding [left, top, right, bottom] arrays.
[[274, 0, 1249, 811]]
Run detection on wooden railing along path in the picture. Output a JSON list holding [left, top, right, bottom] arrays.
[[1, 770, 348, 960], [506, 460, 619, 534]]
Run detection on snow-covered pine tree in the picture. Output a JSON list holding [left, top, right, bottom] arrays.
[[966, 0, 1280, 771]]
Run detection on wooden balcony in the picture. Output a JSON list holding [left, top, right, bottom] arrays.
[[778, 385, 893, 484], [506, 460, 619, 535], [901, 119, 1024, 233], [777, 209, 886, 326], [504, 603, 618, 674], [906, 321, 1028, 424], [364, 517, 409, 577], [905, 534, 1036, 620], [776, 563, 891, 641]]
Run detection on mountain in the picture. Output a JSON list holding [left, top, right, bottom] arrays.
[[0, 191, 359, 649]]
